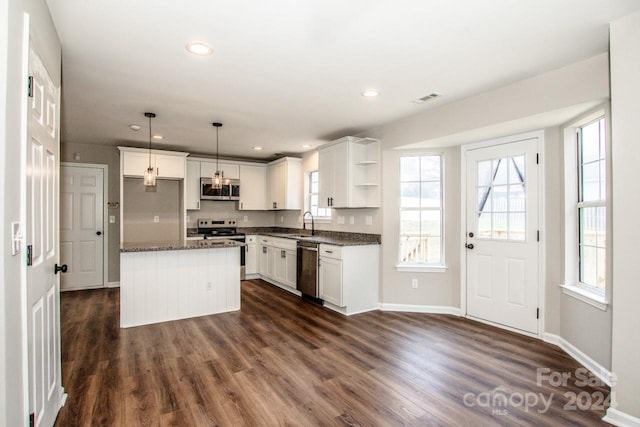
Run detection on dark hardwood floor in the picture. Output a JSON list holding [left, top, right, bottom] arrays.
[[56, 279, 610, 426]]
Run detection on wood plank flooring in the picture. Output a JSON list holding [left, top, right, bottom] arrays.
[[56, 279, 610, 426]]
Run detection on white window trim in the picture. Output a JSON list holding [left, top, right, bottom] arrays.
[[397, 153, 446, 268], [561, 106, 611, 310]]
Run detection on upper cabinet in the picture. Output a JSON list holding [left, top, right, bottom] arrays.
[[318, 136, 381, 208], [267, 157, 302, 210], [120, 147, 187, 179], [186, 160, 201, 210], [239, 163, 267, 210], [200, 161, 240, 180]]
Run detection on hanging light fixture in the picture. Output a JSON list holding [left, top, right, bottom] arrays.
[[212, 122, 223, 189], [143, 112, 157, 187]]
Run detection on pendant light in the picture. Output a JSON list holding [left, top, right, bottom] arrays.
[[143, 112, 157, 187], [212, 122, 223, 189]]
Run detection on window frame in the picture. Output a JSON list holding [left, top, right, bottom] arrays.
[[561, 107, 611, 310], [396, 154, 446, 272]]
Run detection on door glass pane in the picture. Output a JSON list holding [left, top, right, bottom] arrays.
[[477, 160, 493, 187], [421, 182, 441, 208], [510, 156, 525, 183], [508, 184, 526, 212], [493, 159, 508, 185], [492, 212, 508, 239], [478, 213, 492, 239], [492, 185, 508, 212], [477, 187, 492, 213]]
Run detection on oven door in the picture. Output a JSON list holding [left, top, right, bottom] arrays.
[[226, 235, 246, 279]]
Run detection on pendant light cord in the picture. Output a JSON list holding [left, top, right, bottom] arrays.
[[148, 114, 153, 168], [216, 125, 219, 172]]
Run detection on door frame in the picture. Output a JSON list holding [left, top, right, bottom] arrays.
[[459, 129, 546, 338], [60, 162, 109, 289]]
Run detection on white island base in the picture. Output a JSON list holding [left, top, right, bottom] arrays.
[[120, 243, 241, 328]]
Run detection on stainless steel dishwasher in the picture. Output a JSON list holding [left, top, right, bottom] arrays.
[[296, 242, 320, 300]]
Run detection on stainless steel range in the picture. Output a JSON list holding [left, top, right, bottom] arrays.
[[197, 218, 246, 279]]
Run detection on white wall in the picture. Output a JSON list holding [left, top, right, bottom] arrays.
[[609, 9, 640, 420], [1, 1, 61, 426], [187, 201, 276, 229]]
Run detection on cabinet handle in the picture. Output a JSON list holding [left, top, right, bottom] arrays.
[[331, 197, 334, 206], [327, 197, 330, 206], [241, 202, 243, 209], [281, 250, 286, 258], [262, 246, 267, 253], [156, 167, 159, 176], [326, 250, 333, 254], [197, 201, 200, 209]]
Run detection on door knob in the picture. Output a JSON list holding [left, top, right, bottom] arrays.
[[54, 264, 68, 274], [465, 243, 474, 250], [96, 231, 102, 236]]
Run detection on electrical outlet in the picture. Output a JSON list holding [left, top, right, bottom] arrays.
[[411, 279, 418, 289], [349, 216, 355, 225], [186, 215, 190, 223], [365, 216, 373, 225], [280, 216, 284, 223], [338, 216, 345, 224], [244, 215, 248, 222], [153, 215, 159, 223], [109, 215, 116, 224]]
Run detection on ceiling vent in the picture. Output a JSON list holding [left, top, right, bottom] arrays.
[[413, 93, 442, 104]]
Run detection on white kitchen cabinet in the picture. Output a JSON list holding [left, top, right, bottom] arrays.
[[319, 244, 379, 315], [318, 141, 349, 208], [121, 148, 187, 179], [186, 160, 201, 210], [200, 160, 240, 180], [239, 163, 267, 210], [258, 243, 270, 276], [245, 235, 257, 275], [274, 248, 287, 283], [317, 136, 381, 208], [267, 157, 302, 210], [285, 249, 297, 288], [255, 236, 297, 292]]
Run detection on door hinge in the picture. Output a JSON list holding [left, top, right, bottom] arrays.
[[536, 308, 540, 319], [28, 76, 33, 98], [537, 230, 540, 242], [29, 412, 34, 427], [26, 245, 33, 266], [536, 153, 539, 164]]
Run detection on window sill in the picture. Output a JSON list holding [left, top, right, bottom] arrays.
[[395, 264, 448, 273], [559, 284, 608, 311]]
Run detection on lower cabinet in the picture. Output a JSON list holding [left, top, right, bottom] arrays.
[[245, 235, 257, 275], [256, 236, 297, 291], [319, 244, 379, 315]]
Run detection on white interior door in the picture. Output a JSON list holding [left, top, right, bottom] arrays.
[[465, 137, 539, 334], [27, 46, 63, 427], [60, 165, 105, 290]]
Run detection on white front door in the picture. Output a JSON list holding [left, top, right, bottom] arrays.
[[465, 137, 539, 334], [26, 46, 63, 426], [60, 165, 105, 290]]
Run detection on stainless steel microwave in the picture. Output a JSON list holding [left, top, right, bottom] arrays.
[[200, 178, 240, 200]]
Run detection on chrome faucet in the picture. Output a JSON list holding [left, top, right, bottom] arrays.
[[302, 211, 315, 235]]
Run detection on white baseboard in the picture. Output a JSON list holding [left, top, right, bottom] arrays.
[[379, 303, 461, 316], [604, 408, 640, 427], [106, 281, 120, 288], [543, 332, 614, 387]]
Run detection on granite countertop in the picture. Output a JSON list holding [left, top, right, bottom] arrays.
[[121, 239, 245, 253], [185, 227, 381, 246]]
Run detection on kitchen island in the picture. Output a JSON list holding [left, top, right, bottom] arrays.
[[120, 239, 243, 328]]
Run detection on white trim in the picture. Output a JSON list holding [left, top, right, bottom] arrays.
[[559, 284, 608, 311], [380, 303, 461, 316], [323, 300, 379, 316], [61, 162, 109, 289], [543, 333, 614, 387], [467, 315, 539, 338], [106, 281, 120, 288], [604, 408, 640, 427], [259, 275, 301, 296], [394, 264, 448, 273], [460, 130, 546, 339]]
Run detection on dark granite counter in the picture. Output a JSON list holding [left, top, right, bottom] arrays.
[[237, 227, 381, 247], [121, 239, 245, 253]]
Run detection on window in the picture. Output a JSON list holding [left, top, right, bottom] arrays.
[[309, 171, 331, 218], [561, 110, 609, 309], [577, 117, 606, 292], [398, 155, 443, 266]]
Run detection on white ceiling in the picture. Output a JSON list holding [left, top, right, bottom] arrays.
[[47, 0, 640, 160]]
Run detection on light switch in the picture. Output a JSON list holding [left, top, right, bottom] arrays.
[[109, 215, 116, 224], [349, 216, 355, 225], [154, 215, 160, 223], [365, 216, 373, 225], [243, 215, 249, 222], [186, 215, 190, 223], [280, 216, 284, 223]]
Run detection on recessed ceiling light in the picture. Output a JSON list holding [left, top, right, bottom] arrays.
[[152, 135, 163, 140], [186, 41, 213, 56], [302, 144, 312, 148], [252, 146, 263, 151], [362, 89, 379, 97], [129, 124, 141, 131]]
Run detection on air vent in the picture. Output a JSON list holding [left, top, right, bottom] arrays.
[[413, 93, 442, 104]]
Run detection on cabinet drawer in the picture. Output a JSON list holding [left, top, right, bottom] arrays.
[[258, 236, 272, 245], [319, 244, 342, 259], [271, 237, 297, 251], [245, 235, 257, 244]]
